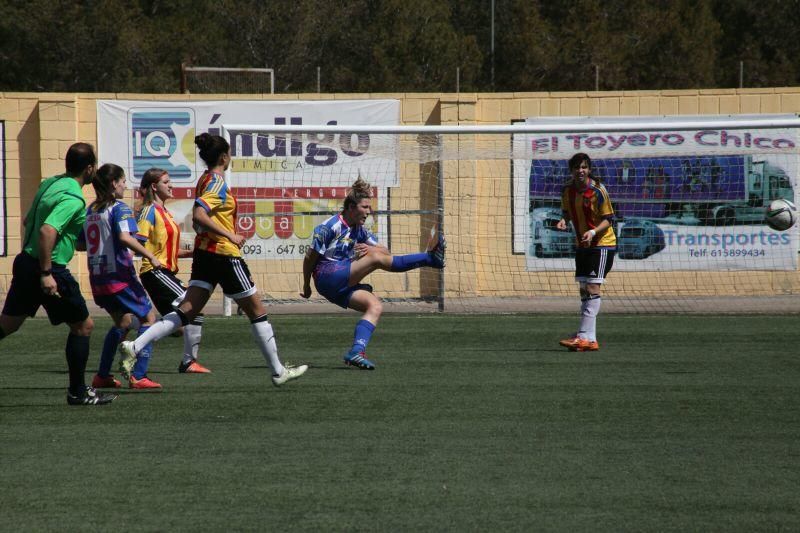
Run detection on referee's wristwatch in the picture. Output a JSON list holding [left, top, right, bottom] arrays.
[[40, 269, 52, 276]]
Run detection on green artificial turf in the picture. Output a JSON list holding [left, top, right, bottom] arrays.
[[1, 314, 798, 531]]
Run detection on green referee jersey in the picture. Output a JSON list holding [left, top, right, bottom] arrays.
[[22, 174, 86, 265]]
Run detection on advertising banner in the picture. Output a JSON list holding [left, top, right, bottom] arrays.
[[97, 100, 398, 259], [512, 116, 799, 270]]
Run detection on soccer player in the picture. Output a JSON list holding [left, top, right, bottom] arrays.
[[300, 177, 446, 370], [137, 168, 210, 374], [119, 133, 307, 386], [557, 152, 617, 352], [84, 163, 162, 389], [0, 143, 116, 405]]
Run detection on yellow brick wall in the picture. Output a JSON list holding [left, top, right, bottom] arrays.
[[0, 89, 799, 310]]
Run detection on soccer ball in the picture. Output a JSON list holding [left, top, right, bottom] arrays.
[[765, 198, 797, 231]]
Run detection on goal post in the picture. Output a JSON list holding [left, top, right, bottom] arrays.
[[215, 115, 800, 314], [180, 64, 275, 94]]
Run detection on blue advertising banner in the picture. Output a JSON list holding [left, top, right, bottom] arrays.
[[512, 115, 799, 270]]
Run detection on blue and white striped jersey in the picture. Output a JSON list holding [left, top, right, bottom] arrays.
[[310, 214, 378, 263], [81, 200, 142, 296]]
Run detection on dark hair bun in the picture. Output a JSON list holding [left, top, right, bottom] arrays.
[[194, 133, 212, 150]]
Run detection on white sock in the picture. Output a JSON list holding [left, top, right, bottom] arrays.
[[580, 295, 602, 342], [133, 313, 181, 353], [251, 319, 285, 376], [577, 298, 589, 338], [182, 323, 202, 364]]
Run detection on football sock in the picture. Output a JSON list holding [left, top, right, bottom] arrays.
[[65, 333, 90, 395], [132, 326, 153, 379], [98, 326, 125, 377], [182, 317, 203, 365], [577, 297, 589, 338], [251, 315, 284, 376], [133, 313, 182, 353], [580, 294, 602, 342], [390, 252, 435, 272], [350, 319, 376, 354]]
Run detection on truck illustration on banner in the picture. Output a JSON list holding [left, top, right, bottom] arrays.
[[528, 155, 793, 259]]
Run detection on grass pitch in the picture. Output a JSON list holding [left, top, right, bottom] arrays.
[[1, 314, 798, 531]]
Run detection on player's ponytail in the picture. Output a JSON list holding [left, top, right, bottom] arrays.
[[344, 176, 372, 210], [90, 163, 125, 211]]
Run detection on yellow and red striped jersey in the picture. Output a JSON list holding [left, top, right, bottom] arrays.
[[194, 170, 241, 257], [136, 203, 181, 274], [561, 178, 617, 248]]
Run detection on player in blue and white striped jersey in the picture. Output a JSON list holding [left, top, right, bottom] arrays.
[[82, 164, 162, 390], [301, 177, 445, 370]]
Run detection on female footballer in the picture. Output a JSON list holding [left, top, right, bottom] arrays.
[[137, 168, 209, 374], [300, 177, 446, 370], [557, 152, 617, 352], [120, 133, 306, 386]]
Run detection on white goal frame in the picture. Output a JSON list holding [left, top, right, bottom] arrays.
[[217, 116, 800, 315]]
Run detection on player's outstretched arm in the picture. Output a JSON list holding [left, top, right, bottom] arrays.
[[300, 248, 321, 299]]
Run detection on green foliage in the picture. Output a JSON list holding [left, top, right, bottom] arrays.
[[0, 1, 797, 92]]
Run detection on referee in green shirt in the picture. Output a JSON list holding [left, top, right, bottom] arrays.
[[0, 143, 116, 405]]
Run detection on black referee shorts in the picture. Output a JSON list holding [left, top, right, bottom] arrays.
[[1, 252, 89, 325]]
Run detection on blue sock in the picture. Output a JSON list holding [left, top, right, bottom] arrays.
[[390, 252, 433, 272], [350, 320, 376, 354], [132, 326, 153, 379], [98, 327, 125, 377]]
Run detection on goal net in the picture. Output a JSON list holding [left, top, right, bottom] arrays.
[[181, 66, 275, 94], [215, 116, 800, 314]]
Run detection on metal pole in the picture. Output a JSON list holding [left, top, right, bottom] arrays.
[[437, 134, 445, 312], [456, 67, 460, 94], [490, 0, 495, 89], [180, 62, 188, 94], [595, 65, 599, 91], [317, 66, 321, 93], [739, 61, 744, 88]]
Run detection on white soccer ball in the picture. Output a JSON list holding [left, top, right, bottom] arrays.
[[765, 198, 797, 231]]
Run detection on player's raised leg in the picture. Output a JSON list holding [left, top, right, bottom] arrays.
[[348, 229, 446, 284]]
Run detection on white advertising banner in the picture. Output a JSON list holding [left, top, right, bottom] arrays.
[[97, 100, 399, 259], [512, 115, 799, 271]]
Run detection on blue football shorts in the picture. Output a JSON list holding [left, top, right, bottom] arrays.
[[313, 260, 373, 309], [94, 281, 153, 319]]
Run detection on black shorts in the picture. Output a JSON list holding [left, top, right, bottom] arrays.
[[189, 248, 256, 299], [2, 252, 89, 325], [140, 268, 187, 316], [575, 247, 615, 284]]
